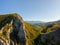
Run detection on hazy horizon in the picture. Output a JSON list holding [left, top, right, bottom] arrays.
[[0, 0, 60, 22]]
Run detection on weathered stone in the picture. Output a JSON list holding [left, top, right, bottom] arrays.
[[0, 14, 27, 45]]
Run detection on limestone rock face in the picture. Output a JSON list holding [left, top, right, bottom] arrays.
[[0, 14, 27, 45]]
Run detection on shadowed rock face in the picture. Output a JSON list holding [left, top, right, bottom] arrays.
[[0, 14, 27, 45], [34, 28, 60, 45], [10, 16, 26, 45]]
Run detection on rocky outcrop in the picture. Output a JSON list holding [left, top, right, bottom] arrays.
[[0, 14, 27, 45], [34, 28, 60, 45]]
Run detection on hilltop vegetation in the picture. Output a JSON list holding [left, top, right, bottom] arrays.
[[24, 22, 41, 45]]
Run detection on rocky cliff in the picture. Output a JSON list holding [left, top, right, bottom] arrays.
[[0, 13, 27, 45]]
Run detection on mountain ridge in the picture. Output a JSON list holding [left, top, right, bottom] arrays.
[[0, 13, 60, 45]]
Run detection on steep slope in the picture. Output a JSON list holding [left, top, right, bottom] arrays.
[[0, 13, 27, 45], [24, 22, 40, 45]]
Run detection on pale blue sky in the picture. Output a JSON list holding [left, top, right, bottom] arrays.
[[0, 0, 60, 22]]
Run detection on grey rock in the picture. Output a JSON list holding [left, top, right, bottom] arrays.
[[0, 14, 27, 45]]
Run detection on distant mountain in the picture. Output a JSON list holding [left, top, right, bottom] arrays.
[[27, 21, 44, 24], [27, 21, 45, 26]]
